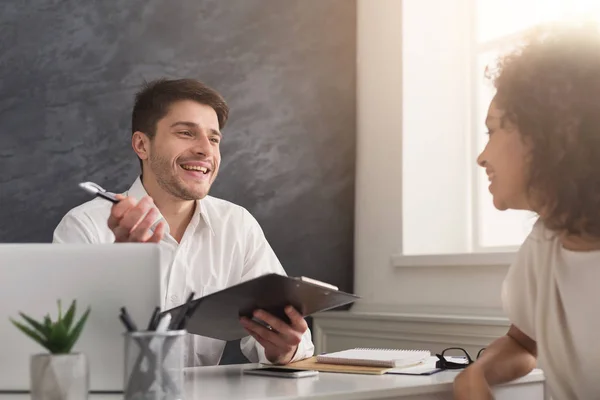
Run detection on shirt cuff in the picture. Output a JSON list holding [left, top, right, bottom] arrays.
[[250, 328, 315, 365], [288, 329, 315, 363]]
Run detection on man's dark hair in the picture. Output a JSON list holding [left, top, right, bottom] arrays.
[[131, 78, 229, 169]]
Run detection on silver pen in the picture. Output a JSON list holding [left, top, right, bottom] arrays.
[[78, 181, 120, 204]]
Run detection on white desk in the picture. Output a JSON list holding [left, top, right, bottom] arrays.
[[0, 363, 545, 400]]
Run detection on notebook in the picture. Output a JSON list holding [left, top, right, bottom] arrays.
[[316, 348, 431, 368]]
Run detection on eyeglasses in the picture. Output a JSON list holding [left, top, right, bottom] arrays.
[[435, 347, 486, 370]]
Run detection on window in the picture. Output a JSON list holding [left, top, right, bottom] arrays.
[[474, 0, 600, 250], [402, 0, 600, 257]]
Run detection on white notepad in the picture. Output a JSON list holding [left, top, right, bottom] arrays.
[[316, 348, 431, 368]]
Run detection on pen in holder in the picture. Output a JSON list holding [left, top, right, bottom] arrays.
[[123, 329, 186, 400]]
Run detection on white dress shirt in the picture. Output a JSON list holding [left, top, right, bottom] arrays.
[[53, 176, 314, 366]]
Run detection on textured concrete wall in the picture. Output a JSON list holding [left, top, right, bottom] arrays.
[[0, 0, 356, 362]]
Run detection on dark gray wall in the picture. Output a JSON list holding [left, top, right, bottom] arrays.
[[0, 0, 356, 362]]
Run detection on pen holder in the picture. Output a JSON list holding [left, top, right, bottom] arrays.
[[123, 330, 186, 400]]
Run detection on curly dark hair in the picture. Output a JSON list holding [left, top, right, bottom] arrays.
[[486, 22, 600, 238]]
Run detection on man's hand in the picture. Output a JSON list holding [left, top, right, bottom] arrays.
[[107, 194, 167, 243], [240, 305, 308, 365]]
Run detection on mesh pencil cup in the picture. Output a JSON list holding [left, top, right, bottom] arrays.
[[123, 330, 186, 400]]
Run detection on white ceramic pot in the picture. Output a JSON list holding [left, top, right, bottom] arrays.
[[30, 353, 89, 400]]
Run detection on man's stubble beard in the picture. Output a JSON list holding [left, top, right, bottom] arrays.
[[148, 151, 206, 201]]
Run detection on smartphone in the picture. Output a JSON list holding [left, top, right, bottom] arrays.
[[243, 367, 319, 379]]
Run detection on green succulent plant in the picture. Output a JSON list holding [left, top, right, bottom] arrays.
[[10, 300, 91, 354]]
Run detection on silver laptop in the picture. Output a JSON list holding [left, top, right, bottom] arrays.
[[0, 243, 161, 392]]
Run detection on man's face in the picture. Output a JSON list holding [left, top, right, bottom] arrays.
[[143, 100, 222, 200], [477, 98, 531, 211]]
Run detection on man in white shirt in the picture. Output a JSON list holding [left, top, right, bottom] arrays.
[[53, 78, 314, 367]]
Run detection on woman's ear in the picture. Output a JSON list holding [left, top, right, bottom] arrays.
[[132, 131, 150, 161]]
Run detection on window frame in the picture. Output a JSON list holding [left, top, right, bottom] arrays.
[[469, 2, 537, 253], [393, 0, 600, 267]]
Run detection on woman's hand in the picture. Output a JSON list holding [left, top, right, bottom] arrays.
[[453, 364, 494, 400], [454, 324, 537, 399]]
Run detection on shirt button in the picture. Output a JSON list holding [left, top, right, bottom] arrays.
[[170, 295, 179, 303]]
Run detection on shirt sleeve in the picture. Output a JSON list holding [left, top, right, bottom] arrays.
[[52, 211, 98, 244], [501, 220, 543, 340], [237, 207, 315, 364]]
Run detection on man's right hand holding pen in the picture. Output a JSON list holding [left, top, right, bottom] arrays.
[[107, 194, 167, 243]]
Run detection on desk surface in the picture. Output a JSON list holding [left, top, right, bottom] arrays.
[[0, 363, 545, 400]]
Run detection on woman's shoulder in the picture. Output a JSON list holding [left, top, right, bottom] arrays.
[[525, 217, 559, 246], [509, 217, 559, 277]]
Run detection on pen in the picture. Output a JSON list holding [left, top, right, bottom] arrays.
[[120, 307, 138, 332], [169, 292, 195, 330], [79, 182, 120, 204], [146, 307, 160, 331], [180, 297, 201, 330], [79, 182, 165, 233], [154, 313, 172, 333], [119, 314, 136, 332], [148, 313, 172, 355]]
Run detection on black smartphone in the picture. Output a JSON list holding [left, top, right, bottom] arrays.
[[243, 367, 318, 379]]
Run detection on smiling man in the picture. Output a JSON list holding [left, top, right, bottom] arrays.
[[53, 78, 314, 366]]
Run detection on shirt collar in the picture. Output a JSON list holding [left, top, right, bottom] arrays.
[[124, 176, 215, 237]]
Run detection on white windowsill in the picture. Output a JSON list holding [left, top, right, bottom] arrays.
[[391, 251, 517, 267]]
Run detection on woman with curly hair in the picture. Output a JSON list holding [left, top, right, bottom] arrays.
[[453, 23, 600, 400]]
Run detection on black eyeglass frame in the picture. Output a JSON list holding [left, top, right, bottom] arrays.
[[434, 347, 486, 370]]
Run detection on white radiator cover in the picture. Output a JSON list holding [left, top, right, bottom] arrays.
[[312, 310, 510, 358]]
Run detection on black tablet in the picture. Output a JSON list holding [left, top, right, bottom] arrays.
[[162, 274, 359, 340]]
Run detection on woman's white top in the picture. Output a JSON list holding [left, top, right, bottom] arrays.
[[502, 220, 600, 399]]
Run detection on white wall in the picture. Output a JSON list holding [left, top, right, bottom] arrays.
[[402, 0, 471, 255], [353, 0, 511, 318]]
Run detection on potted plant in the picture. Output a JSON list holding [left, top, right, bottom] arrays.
[[10, 300, 91, 400]]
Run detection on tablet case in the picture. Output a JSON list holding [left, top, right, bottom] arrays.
[[161, 273, 359, 340]]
